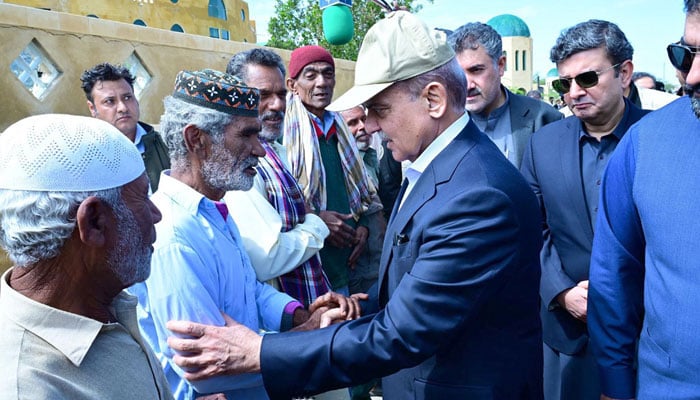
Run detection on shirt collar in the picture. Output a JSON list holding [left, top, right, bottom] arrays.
[[578, 97, 634, 141], [155, 172, 226, 224], [0, 269, 136, 367], [406, 112, 470, 182], [134, 122, 147, 154], [308, 110, 336, 135]]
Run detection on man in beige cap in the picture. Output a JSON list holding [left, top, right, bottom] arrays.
[[165, 12, 543, 400], [0, 114, 171, 399]]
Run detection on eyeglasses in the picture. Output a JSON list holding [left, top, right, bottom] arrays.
[[667, 41, 700, 73], [551, 63, 621, 95]]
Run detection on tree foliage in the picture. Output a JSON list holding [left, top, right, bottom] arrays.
[[266, 0, 430, 61]]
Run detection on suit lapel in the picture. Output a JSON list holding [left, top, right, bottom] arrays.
[[376, 122, 477, 304], [508, 94, 534, 168]]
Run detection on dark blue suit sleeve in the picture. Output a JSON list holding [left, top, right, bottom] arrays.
[[588, 130, 646, 399], [260, 186, 529, 399]]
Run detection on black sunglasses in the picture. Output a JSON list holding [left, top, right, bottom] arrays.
[[552, 63, 621, 95], [667, 41, 700, 73]]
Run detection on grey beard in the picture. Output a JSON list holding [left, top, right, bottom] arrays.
[[259, 126, 282, 143], [691, 96, 700, 119], [107, 199, 151, 286], [201, 146, 255, 193]]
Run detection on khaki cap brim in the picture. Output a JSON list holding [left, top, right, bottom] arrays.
[[326, 81, 394, 112]]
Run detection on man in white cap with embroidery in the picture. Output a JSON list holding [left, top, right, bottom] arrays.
[[0, 114, 171, 399], [165, 12, 543, 400]]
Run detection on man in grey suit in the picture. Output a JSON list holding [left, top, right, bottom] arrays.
[[519, 19, 648, 400], [448, 22, 562, 168]]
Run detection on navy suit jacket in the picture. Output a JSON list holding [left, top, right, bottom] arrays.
[[519, 101, 649, 354], [260, 119, 544, 400]]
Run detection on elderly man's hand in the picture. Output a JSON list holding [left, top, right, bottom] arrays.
[[166, 313, 261, 380], [313, 291, 368, 326], [318, 210, 356, 248], [348, 225, 369, 268]]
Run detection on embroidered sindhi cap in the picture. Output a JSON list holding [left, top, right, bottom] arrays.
[[327, 11, 454, 112], [0, 114, 144, 192], [173, 69, 259, 117]]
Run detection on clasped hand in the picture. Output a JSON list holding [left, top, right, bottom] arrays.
[[165, 291, 367, 380]]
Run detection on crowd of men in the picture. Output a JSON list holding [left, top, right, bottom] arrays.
[[1, 1, 700, 400]]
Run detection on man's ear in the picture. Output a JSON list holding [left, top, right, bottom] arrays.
[[183, 124, 209, 158], [87, 100, 97, 117], [619, 59, 635, 89], [75, 196, 110, 247], [497, 55, 507, 78], [422, 82, 448, 118], [286, 77, 297, 93]]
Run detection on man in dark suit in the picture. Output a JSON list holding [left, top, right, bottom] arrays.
[[81, 63, 170, 191], [519, 20, 649, 400], [166, 11, 543, 400], [448, 22, 563, 168]]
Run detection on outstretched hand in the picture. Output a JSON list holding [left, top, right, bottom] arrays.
[[166, 313, 262, 380]]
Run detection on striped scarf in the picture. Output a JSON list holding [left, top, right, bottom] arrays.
[[257, 141, 330, 307], [283, 93, 375, 220]]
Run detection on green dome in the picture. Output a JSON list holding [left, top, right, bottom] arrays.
[[547, 67, 559, 78], [486, 14, 530, 38]]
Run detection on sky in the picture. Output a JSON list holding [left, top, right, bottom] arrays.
[[248, 0, 687, 85]]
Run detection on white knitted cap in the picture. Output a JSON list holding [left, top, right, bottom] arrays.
[[0, 114, 145, 191]]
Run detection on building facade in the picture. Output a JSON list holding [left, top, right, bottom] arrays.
[[487, 14, 533, 93], [3, 0, 258, 43]]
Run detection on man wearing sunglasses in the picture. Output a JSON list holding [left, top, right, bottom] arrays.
[[589, 1, 700, 399], [520, 19, 649, 400]]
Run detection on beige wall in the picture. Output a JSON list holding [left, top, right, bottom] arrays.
[[0, 3, 356, 132], [0, 252, 10, 276]]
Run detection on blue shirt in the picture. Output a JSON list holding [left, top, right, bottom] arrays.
[[130, 172, 294, 400], [309, 110, 336, 136], [134, 122, 147, 154], [589, 97, 700, 399]]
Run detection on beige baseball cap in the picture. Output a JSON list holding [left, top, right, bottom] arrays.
[[327, 10, 455, 112]]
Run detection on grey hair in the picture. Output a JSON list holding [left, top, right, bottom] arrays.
[[226, 48, 286, 80], [159, 96, 235, 168], [392, 58, 467, 113], [632, 71, 656, 82], [550, 19, 633, 68], [448, 22, 503, 64], [0, 187, 121, 266]]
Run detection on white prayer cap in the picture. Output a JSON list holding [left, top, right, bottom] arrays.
[[0, 114, 145, 191]]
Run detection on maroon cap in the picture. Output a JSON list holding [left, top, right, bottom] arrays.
[[288, 45, 335, 79]]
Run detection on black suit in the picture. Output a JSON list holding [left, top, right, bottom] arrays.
[[520, 100, 649, 399], [138, 122, 170, 192]]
